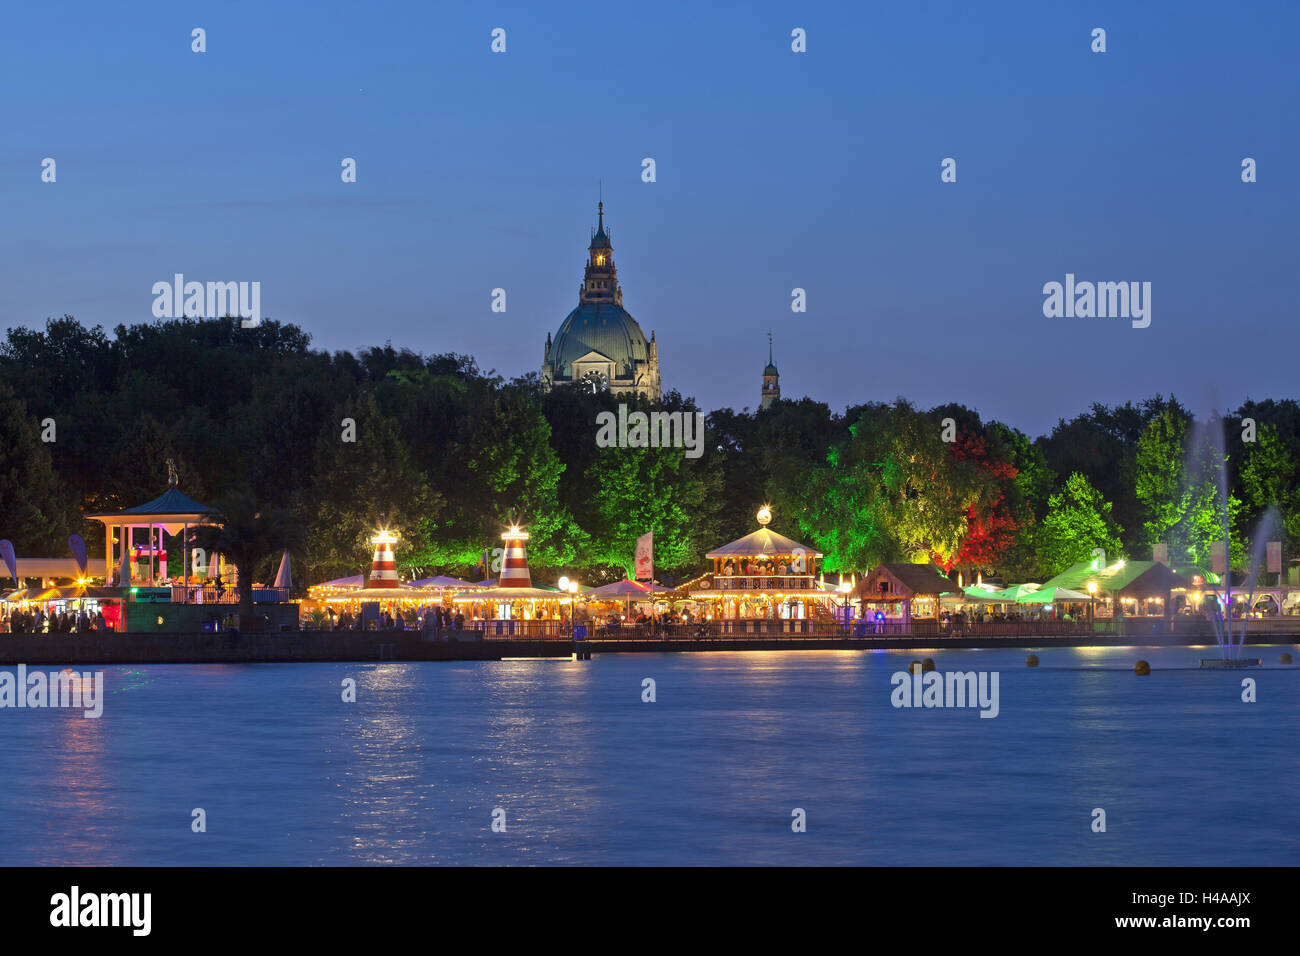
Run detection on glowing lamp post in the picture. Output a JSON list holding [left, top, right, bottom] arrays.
[[1087, 581, 1098, 626]]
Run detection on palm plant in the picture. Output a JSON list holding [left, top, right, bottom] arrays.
[[190, 490, 304, 623]]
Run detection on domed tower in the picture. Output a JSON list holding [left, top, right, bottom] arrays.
[[761, 332, 780, 409], [542, 201, 661, 401]]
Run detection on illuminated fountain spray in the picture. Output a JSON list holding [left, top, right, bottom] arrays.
[[1185, 412, 1274, 663]]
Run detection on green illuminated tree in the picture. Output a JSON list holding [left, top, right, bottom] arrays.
[[1032, 472, 1124, 578], [0, 382, 73, 556]]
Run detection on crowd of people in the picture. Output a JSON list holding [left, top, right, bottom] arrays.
[[1, 606, 110, 633], [321, 605, 466, 631], [721, 557, 802, 577]]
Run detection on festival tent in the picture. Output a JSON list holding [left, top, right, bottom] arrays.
[[320, 574, 365, 589], [452, 586, 566, 601], [1017, 586, 1091, 604], [409, 575, 477, 590], [994, 583, 1041, 602], [586, 578, 677, 617], [586, 579, 676, 598]]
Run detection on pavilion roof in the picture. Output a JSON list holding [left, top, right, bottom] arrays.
[[706, 527, 822, 559], [854, 563, 954, 599], [88, 488, 216, 521]]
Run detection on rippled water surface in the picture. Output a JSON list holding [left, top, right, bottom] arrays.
[[1, 646, 1296, 865]]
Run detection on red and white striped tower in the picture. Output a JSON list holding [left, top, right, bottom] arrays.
[[498, 526, 531, 588], [368, 530, 400, 588]]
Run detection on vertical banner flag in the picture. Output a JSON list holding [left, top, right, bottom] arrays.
[[635, 532, 653, 582], [1210, 541, 1227, 576], [68, 534, 88, 576], [0, 540, 17, 584], [1267, 541, 1282, 575]]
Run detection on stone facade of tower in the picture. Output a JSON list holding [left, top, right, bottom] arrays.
[[761, 338, 780, 409], [541, 202, 660, 401]]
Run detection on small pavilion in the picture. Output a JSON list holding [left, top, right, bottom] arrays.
[[853, 563, 955, 624], [86, 478, 218, 590]]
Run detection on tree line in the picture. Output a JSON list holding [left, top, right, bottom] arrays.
[[2, 316, 1297, 586]]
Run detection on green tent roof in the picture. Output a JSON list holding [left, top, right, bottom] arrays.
[[1040, 560, 1186, 596]]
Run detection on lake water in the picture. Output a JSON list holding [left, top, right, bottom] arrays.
[[1, 646, 1296, 865]]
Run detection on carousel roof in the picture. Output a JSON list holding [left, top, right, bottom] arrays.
[[706, 527, 822, 560]]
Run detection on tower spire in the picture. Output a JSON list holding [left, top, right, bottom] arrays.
[[761, 334, 780, 410]]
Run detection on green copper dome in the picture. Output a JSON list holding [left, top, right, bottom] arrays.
[[549, 302, 648, 378]]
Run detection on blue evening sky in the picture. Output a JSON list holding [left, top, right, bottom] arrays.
[[2, 0, 1296, 435]]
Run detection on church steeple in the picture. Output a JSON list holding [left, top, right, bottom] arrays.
[[582, 200, 620, 305], [761, 332, 780, 409]]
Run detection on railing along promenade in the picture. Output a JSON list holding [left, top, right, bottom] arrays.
[[460, 617, 1300, 642], [456, 619, 1192, 642], [166, 585, 289, 604]]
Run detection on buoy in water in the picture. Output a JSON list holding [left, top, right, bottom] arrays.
[[922, 658, 936, 672], [1134, 660, 1151, 675], [1026, 654, 1039, 667], [1281, 652, 1293, 664]]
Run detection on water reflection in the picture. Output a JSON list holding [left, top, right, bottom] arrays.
[[0, 649, 1294, 865]]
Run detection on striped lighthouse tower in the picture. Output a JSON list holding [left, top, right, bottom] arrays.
[[368, 530, 400, 588], [498, 526, 532, 588]]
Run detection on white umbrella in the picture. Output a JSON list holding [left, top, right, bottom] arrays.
[[273, 550, 292, 590]]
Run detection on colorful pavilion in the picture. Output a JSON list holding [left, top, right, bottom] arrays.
[[684, 507, 841, 622]]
